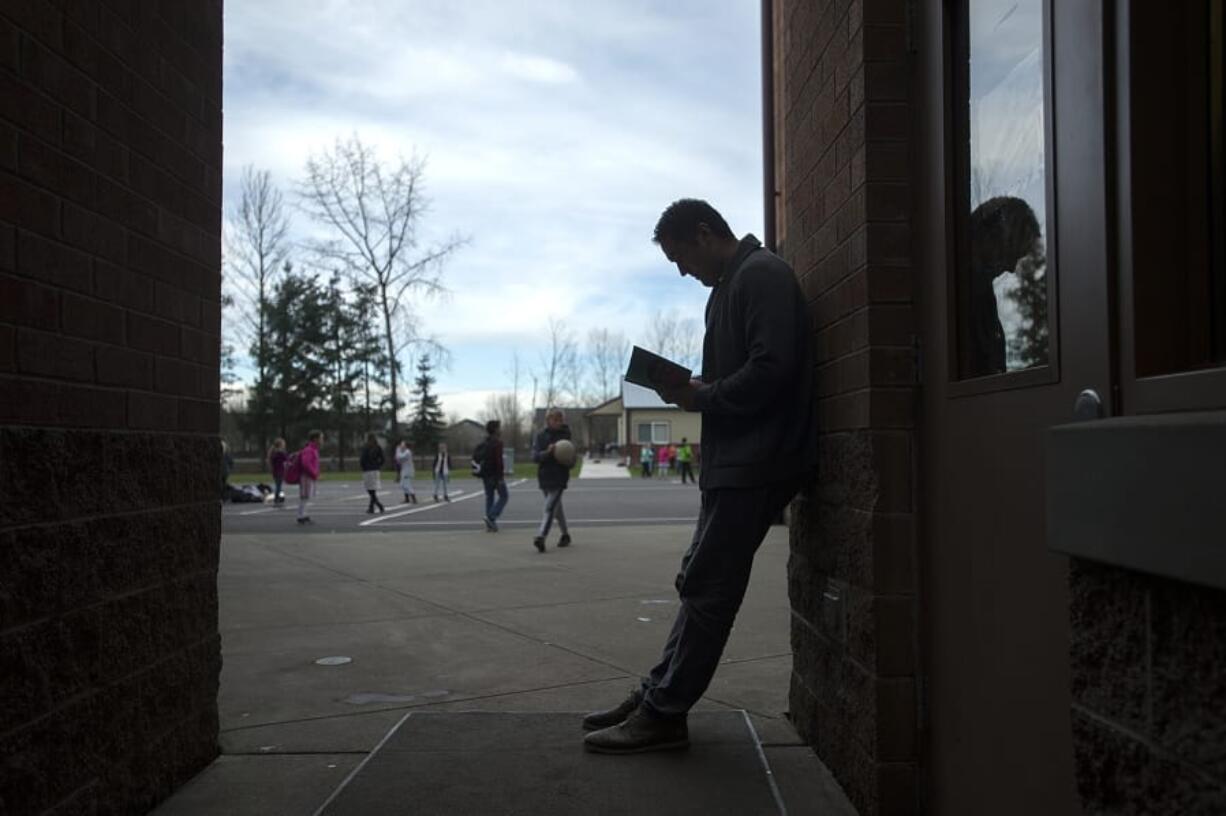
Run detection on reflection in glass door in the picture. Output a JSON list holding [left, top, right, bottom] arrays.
[[953, 0, 1052, 380]]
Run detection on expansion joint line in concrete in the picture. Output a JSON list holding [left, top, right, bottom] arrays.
[[220, 673, 634, 734]]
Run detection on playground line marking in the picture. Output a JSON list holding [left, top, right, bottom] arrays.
[[358, 479, 526, 527]]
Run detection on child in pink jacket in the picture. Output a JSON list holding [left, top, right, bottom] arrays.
[[296, 430, 323, 525]]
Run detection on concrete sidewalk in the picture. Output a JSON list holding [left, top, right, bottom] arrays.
[[577, 455, 631, 478], [153, 524, 856, 815]]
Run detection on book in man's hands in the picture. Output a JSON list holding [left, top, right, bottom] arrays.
[[625, 345, 692, 391]]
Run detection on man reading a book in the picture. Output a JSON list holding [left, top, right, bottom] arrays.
[[583, 198, 817, 754]]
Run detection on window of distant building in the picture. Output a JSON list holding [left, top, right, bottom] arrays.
[[636, 422, 670, 444]]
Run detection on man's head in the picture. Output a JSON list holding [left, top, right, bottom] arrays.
[[307, 429, 322, 444], [970, 196, 1043, 277], [485, 419, 501, 437], [546, 407, 564, 429], [653, 199, 739, 287]]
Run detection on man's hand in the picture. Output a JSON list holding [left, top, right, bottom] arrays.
[[657, 378, 703, 410]]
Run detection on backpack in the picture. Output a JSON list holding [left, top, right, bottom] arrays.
[[470, 440, 488, 476], [284, 451, 301, 485]]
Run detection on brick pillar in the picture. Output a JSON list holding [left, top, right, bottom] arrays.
[[0, 2, 223, 813], [775, 1, 920, 814]]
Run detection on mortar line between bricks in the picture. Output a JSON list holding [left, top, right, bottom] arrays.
[[0, 423, 221, 438], [1069, 702, 1226, 783], [3, 91, 220, 210], [219, 673, 634, 734], [0, 498, 220, 537], [0, 632, 218, 742], [0, 566, 218, 638], [5, 252, 221, 319], [0, 373, 218, 410]]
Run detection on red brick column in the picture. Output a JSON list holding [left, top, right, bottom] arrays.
[[0, 2, 223, 812], [775, 1, 919, 813]]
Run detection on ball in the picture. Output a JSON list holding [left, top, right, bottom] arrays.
[[553, 439, 576, 467]]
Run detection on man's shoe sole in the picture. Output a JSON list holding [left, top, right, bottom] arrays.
[[583, 738, 689, 754]]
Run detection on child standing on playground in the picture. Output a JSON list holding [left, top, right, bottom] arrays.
[[432, 442, 452, 502], [656, 444, 670, 478], [395, 440, 417, 503], [360, 433, 386, 514], [268, 437, 288, 505], [295, 430, 322, 525]]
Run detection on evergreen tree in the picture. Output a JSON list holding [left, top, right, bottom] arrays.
[[1007, 254, 1049, 369], [407, 354, 446, 451], [320, 272, 369, 468], [265, 270, 330, 443]]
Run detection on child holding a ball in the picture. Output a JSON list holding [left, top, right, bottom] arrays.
[[531, 406, 575, 553]]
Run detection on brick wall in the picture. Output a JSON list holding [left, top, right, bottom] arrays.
[[0, 1, 223, 813], [775, 1, 920, 814], [1070, 561, 1226, 813]]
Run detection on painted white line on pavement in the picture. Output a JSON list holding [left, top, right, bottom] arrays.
[[359, 479, 526, 527], [338, 487, 469, 501], [376, 516, 698, 527], [237, 507, 280, 516]]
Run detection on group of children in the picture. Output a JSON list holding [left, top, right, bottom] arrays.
[[264, 432, 455, 525], [637, 439, 695, 483], [262, 410, 577, 544]]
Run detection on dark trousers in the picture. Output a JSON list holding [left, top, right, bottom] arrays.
[[483, 478, 509, 519], [537, 487, 568, 537], [679, 462, 694, 484], [640, 479, 799, 719]]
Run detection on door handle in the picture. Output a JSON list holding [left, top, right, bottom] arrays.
[[1073, 389, 1104, 421]]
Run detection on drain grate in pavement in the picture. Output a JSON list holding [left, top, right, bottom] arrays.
[[316, 711, 784, 815]]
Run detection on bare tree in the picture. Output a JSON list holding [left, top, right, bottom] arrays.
[[586, 327, 629, 403], [224, 166, 291, 450], [538, 317, 580, 409], [481, 392, 527, 451], [298, 135, 466, 436], [646, 308, 702, 370]]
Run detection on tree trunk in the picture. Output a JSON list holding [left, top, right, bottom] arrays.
[[380, 285, 399, 438]]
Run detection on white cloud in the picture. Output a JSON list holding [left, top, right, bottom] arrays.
[[223, 0, 762, 406]]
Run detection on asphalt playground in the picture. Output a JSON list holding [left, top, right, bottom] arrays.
[[223, 473, 702, 539]]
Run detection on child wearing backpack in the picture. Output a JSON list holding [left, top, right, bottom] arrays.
[[287, 430, 323, 525], [477, 420, 509, 531]]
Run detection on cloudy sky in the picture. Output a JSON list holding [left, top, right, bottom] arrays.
[[222, 1, 764, 420]]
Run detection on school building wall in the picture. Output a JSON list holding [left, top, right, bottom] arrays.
[[0, 1, 224, 813], [624, 408, 702, 447], [773, 0, 921, 813]]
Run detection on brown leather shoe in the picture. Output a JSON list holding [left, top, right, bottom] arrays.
[[583, 707, 689, 754], [581, 689, 643, 731]]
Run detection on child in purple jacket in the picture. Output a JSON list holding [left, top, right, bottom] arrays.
[[296, 430, 323, 525], [268, 438, 288, 505]]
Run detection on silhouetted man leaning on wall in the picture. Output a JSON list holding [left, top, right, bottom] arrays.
[[583, 199, 817, 753]]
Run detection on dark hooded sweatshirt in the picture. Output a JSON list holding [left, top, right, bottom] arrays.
[[689, 235, 817, 490], [533, 423, 573, 491]]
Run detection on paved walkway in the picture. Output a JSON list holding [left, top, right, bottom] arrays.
[[152, 521, 856, 815], [578, 454, 631, 478]]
